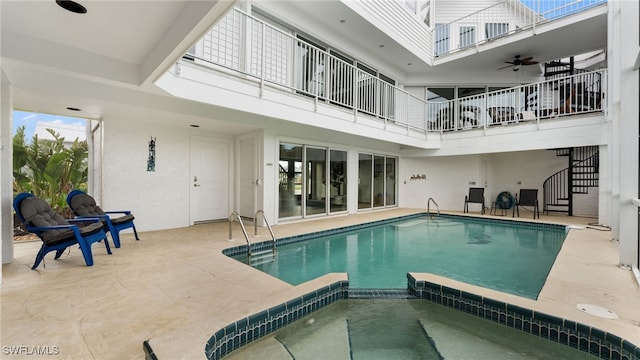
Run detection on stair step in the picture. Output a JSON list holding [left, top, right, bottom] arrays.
[[249, 250, 275, 266]]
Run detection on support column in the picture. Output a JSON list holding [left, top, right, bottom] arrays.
[[611, 0, 640, 268], [1, 69, 15, 274]]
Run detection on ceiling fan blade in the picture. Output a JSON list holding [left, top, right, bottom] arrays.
[[504, 61, 516, 65], [497, 64, 515, 70], [522, 60, 539, 65], [520, 56, 534, 62]]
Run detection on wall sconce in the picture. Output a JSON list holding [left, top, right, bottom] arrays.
[[409, 174, 426, 181]]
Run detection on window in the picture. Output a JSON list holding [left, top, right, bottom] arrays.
[[485, 23, 509, 39], [459, 25, 476, 48], [434, 23, 449, 56]]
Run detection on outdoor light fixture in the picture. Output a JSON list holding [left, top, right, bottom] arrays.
[[56, 0, 87, 14]]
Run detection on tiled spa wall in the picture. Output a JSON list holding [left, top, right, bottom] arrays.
[[203, 280, 349, 360], [407, 274, 640, 360]]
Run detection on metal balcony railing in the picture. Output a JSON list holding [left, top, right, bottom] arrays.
[[426, 69, 606, 132], [433, 0, 607, 56], [188, 8, 428, 135], [183, 8, 606, 138]]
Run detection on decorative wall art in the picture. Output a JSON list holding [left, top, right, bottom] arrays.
[[147, 136, 156, 172]]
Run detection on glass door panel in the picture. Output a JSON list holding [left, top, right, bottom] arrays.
[[385, 158, 397, 206], [358, 154, 373, 209], [329, 150, 347, 212], [305, 147, 327, 216], [279, 143, 303, 219], [373, 156, 385, 207]]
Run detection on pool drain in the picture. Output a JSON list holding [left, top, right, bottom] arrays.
[[576, 303, 619, 319]]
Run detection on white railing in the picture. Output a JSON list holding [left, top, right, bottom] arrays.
[[185, 8, 606, 137], [426, 69, 606, 132], [433, 0, 607, 56], [189, 8, 428, 135]]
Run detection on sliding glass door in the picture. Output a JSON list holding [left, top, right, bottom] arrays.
[[329, 150, 347, 212], [358, 153, 397, 210], [279, 143, 348, 219], [305, 147, 327, 216], [279, 144, 303, 218]]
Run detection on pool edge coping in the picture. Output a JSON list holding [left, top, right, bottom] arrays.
[[142, 274, 640, 360]]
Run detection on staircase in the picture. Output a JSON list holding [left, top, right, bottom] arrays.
[[543, 146, 599, 215]]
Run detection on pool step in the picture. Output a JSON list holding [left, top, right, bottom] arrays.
[[249, 250, 275, 266], [348, 289, 416, 299]]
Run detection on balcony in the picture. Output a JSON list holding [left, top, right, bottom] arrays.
[[173, 7, 606, 143], [433, 0, 607, 57]]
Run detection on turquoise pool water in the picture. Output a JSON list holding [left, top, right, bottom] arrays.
[[223, 299, 597, 360], [234, 215, 566, 299]]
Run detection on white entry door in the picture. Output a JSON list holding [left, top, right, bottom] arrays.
[[238, 137, 258, 219], [190, 137, 231, 224]]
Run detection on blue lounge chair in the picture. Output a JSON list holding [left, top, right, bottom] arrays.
[[13, 192, 111, 269], [66, 190, 139, 248]]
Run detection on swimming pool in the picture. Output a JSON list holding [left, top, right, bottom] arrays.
[[232, 214, 566, 299], [221, 299, 597, 360]]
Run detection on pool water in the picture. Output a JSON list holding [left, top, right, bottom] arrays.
[[222, 299, 597, 360], [235, 215, 566, 299]]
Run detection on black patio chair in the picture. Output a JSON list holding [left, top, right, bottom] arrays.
[[464, 187, 485, 214], [13, 192, 111, 269], [67, 190, 139, 248], [513, 189, 540, 219]]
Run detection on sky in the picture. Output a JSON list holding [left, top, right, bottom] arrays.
[[12, 110, 86, 141]]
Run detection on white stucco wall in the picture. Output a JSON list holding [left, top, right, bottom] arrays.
[[398, 149, 597, 216], [100, 104, 234, 232], [400, 154, 483, 211]]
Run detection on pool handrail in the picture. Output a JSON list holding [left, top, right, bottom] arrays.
[[228, 211, 251, 252], [254, 209, 276, 252], [427, 197, 440, 217]]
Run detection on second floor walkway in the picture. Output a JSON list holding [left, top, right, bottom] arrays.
[[156, 5, 608, 151]]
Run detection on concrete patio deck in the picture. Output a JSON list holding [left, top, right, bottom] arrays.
[[1, 208, 638, 359]]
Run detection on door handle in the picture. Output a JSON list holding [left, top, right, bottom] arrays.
[[194, 184, 201, 187]]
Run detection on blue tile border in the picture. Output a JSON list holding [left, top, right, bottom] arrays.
[[202, 280, 349, 360], [407, 274, 640, 360], [222, 212, 567, 258], [143, 274, 639, 359], [140, 214, 611, 359]]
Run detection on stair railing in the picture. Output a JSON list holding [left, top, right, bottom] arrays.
[[254, 209, 277, 252], [228, 211, 251, 254], [427, 197, 440, 217], [543, 148, 599, 215]]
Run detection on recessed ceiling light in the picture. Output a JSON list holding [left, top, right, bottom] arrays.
[[379, 44, 384, 48], [339, 19, 346, 23], [66, 107, 81, 111], [190, 124, 200, 128], [56, 0, 87, 14], [407, 63, 412, 66]]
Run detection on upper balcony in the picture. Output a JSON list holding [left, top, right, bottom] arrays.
[[156, 3, 608, 151]]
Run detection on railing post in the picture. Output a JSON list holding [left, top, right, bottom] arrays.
[[260, 20, 266, 97]]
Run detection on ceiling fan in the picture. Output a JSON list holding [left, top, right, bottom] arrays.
[[498, 55, 539, 71]]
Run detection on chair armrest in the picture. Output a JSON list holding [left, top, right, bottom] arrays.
[[68, 217, 103, 224], [104, 211, 132, 215], [27, 224, 79, 232]]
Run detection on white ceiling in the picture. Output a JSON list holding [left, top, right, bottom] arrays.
[[0, 0, 608, 133]]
